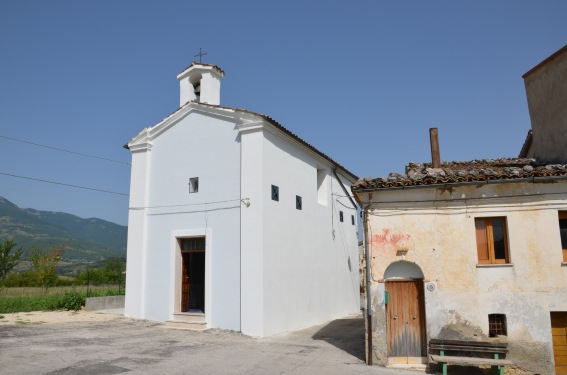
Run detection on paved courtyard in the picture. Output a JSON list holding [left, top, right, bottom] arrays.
[[0, 312, 422, 375]]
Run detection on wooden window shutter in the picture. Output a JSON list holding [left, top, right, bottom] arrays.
[[475, 219, 490, 264], [559, 211, 567, 262]]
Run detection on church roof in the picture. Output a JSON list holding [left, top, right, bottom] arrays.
[[126, 100, 359, 182], [352, 158, 567, 191], [197, 102, 358, 181], [178, 62, 225, 76]]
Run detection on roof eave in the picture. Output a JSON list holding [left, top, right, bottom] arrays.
[[353, 174, 567, 193]]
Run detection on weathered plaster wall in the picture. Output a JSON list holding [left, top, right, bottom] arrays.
[[524, 47, 567, 164], [361, 180, 567, 373]]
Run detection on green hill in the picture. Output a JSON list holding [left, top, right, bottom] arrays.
[[0, 196, 127, 269]]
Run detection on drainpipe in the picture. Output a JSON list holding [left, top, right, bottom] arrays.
[[362, 195, 373, 365]]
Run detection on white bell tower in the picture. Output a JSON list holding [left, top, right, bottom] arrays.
[[176, 63, 224, 107]]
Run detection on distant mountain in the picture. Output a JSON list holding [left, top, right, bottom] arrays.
[[0, 196, 127, 266]]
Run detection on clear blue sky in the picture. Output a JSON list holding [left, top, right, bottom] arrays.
[[0, 1, 566, 226]]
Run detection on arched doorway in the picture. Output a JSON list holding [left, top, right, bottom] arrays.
[[384, 261, 427, 365]]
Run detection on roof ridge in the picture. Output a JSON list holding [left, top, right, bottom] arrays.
[[127, 101, 359, 182], [354, 158, 567, 190]]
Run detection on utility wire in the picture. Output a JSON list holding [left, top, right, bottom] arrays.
[[130, 198, 251, 210], [0, 172, 129, 196], [0, 135, 131, 165]]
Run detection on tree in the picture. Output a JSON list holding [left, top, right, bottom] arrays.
[[0, 239, 23, 283], [102, 257, 125, 284], [29, 245, 65, 292]]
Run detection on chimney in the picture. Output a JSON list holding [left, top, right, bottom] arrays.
[[429, 128, 441, 168], [176, 63, 224, 107]]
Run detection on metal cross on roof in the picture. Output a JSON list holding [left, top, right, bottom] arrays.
[[194, 48, 207, 63]]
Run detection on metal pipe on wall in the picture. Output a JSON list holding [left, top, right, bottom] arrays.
[[363, 197, 373, 365]]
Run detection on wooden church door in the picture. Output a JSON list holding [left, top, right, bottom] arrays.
[[180, 238, 205, 313]]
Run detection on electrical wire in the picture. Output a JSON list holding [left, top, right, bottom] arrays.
[[335, 197, 357, 210], [0, 171, 129, 196], [0, 135, 131, 165], [129, 198, 250, 210]]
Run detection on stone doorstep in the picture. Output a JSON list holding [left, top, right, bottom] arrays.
[[385, 364, 426, 372], [164, 320, 207, 331], [386, 357, 427, 372], [172, 312, 205, 323], [164, 312, 207, 331]]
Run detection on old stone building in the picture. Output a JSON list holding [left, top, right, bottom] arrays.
[[353, 45, 567, 374]]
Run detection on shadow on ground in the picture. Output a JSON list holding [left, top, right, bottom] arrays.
[[311, 315, 365, 361]]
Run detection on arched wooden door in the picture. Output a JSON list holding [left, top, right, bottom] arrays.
[[385, 280, 427, 364]]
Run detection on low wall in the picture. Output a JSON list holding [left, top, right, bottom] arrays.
[[85, 295, 125, 311]]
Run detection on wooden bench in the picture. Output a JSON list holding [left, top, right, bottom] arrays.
[[429, 339, 514, 375]]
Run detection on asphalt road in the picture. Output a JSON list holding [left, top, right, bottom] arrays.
[[0, 313, 422, 375]]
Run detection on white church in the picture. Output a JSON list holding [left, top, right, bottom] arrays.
[[124, 61, 360, 337]]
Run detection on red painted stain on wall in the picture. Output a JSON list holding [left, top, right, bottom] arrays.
[[371, 229, 411, 253]]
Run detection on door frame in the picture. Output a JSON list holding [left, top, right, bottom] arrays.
[[385, 278, 427, 365], [170, 229, 212, 320]]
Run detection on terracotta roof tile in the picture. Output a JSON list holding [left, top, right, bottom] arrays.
[[353, 158, 567, 190]]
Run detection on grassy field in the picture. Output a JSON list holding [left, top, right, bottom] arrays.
[[0, 284, 122, 298], [0, 285, 124, 313]]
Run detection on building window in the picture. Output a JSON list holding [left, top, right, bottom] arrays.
[[189, 177, 199, 193], [296, 195, 302, 210], [475, 217, 509, 264], [351, 215, 355, 225], [271, 185, 279, 201], [559, 211, 567, 262], [488, 314, 507, 337], [339, 211, 344, 222]]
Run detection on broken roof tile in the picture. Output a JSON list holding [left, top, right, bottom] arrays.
[[352, 158, 567, 190]]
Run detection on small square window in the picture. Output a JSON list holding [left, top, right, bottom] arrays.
[[351, 215, 355, 225], [488, 314, 507, 337], [296, 195, 302, 210], [189, 177, 199, 193], [339, 211, 344, 222], [271, 185, 279, 201]]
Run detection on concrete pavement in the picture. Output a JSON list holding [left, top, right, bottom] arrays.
[[0, 313, 423, 375]]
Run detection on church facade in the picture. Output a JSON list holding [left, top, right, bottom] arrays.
[[124, 62, 360, 337]]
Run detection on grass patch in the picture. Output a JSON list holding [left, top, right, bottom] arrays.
[[15, 320, 45, 325], [0, 285, 122, 298], [0, 292, 82, 313], [0, 289, 121, 313]]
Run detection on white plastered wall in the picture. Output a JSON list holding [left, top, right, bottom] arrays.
[[255, 127, 360, 337], [124, 146, 151, 318], [125, 110, 241, 330]]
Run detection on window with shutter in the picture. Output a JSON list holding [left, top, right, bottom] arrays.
[[475, 217, 509, 264]]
